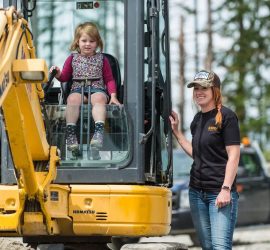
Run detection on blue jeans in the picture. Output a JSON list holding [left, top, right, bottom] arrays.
[[189, 187, 239, 250]]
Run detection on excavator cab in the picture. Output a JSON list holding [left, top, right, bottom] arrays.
[[46, 52, 127, 163], [0, 0, 179, 249], [2, 0, 173, 186]]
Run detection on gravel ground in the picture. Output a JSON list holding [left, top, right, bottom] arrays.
[[1, 225, 270, 249], [0, 238, 32, 250], [141, 224, 270, 250]]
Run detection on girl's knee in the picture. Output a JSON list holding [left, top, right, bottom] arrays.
[[91, 93, 107, 104], [67, 93, 81, 105]]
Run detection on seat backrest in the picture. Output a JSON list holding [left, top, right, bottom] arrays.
[[103, 53, 122, 102], [60, 53, 122, 104]]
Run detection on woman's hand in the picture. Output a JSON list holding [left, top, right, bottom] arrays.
[[109, 93, 121, 105], [169, 110, 180, 134], [215, 189, 231, 208], [49, 66, 61, 79]]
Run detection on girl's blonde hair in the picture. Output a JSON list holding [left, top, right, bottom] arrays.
[[212, 86, 223, 128], [70, 22, 103, 52]]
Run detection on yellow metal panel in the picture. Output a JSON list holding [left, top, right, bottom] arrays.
[[0, 186, 21, 231], [0, 215, 20, 232], [0, 187, 25, 233], [69, 185, 171, 236], [22, 212, 47, 235], [44, 185, 70, 219], [0, 10, 7, 36], [0, 9, 49, 160], [72, 223, 170, 236], [15, 83, 49, 160], [35, 172, 47, 184], [0, 18, 22, 107], [0, 10, 7, 60], [0, 186, 20, 211], [2, 85, 39, 196], [23, 212, 61, 235]]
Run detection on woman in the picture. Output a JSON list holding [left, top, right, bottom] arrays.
[[170, 70, 240, 250]]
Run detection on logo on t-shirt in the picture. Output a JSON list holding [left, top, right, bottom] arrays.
[[208, 125, 218, 132]]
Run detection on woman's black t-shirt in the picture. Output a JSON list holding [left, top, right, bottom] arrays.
[[189, 106, 240, 192]]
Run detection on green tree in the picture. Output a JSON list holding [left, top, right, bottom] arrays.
[[216, 0, 270, 144], [35, 2, 72, 66]]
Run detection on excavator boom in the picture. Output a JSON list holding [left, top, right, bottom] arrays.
[[0, 7, 60, 234]]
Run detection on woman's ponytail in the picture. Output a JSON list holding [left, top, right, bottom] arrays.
[[213, 86, 222, 128]]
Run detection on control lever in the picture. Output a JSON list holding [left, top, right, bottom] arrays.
[[43, 68, 57, 93]]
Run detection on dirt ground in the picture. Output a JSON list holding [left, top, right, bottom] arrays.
[[1, 224, 270, 249], [0, 238, 32, 250], [141, 224, 270, 250]]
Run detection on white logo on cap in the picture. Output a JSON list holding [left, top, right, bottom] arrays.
[[194, 71, 209, 80]]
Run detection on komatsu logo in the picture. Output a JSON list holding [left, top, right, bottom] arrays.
[[73, 209, 95, 214]]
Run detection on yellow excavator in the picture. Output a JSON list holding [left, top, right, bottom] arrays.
[[0, 1, 187, 249]]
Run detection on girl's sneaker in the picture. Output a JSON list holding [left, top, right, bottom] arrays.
[[90, 131, 103, 149], [66, 125, 79, 153]]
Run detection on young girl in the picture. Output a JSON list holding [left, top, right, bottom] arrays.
[[50, 22, 120, 155]]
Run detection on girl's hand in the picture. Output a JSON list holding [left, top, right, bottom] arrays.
[[109, 94, 121, 105], [49, 66, 61, 79], [169, 110, 180, 133]]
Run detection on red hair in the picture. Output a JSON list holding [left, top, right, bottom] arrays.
[[212, 86, 222, 128]]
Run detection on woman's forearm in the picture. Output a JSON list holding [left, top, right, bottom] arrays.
[[174, 131, 193, 158], [223, 145, 240, 188]]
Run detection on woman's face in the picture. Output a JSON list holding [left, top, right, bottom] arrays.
[[193, 84, 215, 111]]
